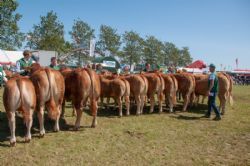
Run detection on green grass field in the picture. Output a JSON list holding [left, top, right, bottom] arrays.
[[0, 86, 249, 165]]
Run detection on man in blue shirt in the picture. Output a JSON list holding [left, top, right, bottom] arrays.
[[205, 64, 221, 121]]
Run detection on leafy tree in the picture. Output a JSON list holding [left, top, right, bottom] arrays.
[[27, 11, 66, 53], [143, 36, 163, 66], [69, 19, 95, 65], [121, 31, 144, 67], [162, 42, 180, 66], [179, 47, 193, 66], [70, 19, 95, 49], [96, 25, 121, 56], [0, 0, 24, 50]]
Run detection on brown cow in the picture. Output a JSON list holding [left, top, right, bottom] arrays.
[[193, 74, 207, 105], [174, 73, 196, 111], [3, 77, 36, 146], [161, 74, 177, 112], [30, 64, 65, 136], [62, 68, 100, 130], [103, 73, 148, 115], [99, 75, 130, 117], [143, 73, 165, 113], [124, 74, 148, 115], [60, 68, 77, 117]]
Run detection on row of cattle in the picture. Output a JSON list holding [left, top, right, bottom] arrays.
[[2, 64, 233, 146]]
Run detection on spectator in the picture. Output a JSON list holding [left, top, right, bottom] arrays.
[[49, 57, 60, 70], [143, 63, 151, 72], [16, 50, 34, 76]]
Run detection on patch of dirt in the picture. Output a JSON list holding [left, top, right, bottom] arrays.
[[124, 130, 146, 139]]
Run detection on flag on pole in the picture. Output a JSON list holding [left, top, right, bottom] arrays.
[[89, 39, 95, 57], [236, 58, 238, 69]]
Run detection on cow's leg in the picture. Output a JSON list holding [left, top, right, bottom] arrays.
[[178, 91, 182, 101], [168, 94, 173, 113], [72, 101, 76, 117], [149, 95, 155, 113], [195, 95, 200, 107], [37, 106, 45, 137], [24, 109, 33, 143], [90, 100, 98, 128], [158, 92, 164, 113], [7, 111, 16, 146], [54, 105, 61, 132], [218, 93, 227, 115], [182, 93, 189, 111], [201, 96, 206, 104], [190, 92, 196, 107], [125, 95, 130, 116], [135, 95, 141, 115], [100, 97, 104, 108], [140, 95, 145, 114], [74, 107, 82, 130], [61, 100, 66, 119], [117, 97, 123, 117]]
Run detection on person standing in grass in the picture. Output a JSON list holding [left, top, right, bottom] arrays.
[[205, 64, 221, 121]]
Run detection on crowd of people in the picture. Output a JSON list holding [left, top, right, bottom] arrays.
[[231, 75, 250, 85]]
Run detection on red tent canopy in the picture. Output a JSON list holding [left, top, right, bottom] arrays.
[[186, 60, 207, 69]]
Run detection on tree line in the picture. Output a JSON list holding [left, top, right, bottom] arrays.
[[0, 0, 193, 67]]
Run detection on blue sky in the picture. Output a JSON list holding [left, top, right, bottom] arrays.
[[16, 0, 250, 69]]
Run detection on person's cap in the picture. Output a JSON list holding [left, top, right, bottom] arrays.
[[23, 50, 31, 56], [209, 63, 216, 68]]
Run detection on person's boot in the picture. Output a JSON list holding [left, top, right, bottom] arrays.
[[213, 116, 221, 121], [202, 114, 210, 118]]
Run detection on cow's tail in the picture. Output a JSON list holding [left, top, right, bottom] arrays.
[[16, 78, 25, 112], [221, 72, 234, 106], [140, 74, 148, 95], [169, 75, 177, 105], [45, 68, 58, 120], [120, 78, 130, 97], [228, 92, 233, 106], [84, 68, 95, 100], [157, 74, 165, 101]]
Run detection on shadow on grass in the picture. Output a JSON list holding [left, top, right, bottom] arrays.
[[82, 101, 208, 118], [0, 111, 81, 147]]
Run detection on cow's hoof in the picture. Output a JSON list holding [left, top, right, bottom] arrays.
[[39, 133, 45, 138], [91, 124, 96, 128], [126, 113, 130, 116], [10, 141, 16, 147], [73, 126, 80, 131], [24, 137, 31, 143], [54, 128, 60, 132]]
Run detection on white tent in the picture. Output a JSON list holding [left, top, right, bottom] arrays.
[[0, 49, 12, 65], [0, 50, 57, 66], [0, 49, 23, 65], [178, 67, 207, 74]]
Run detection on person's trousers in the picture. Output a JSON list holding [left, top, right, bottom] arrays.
[[207, 93, 221, 117]]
